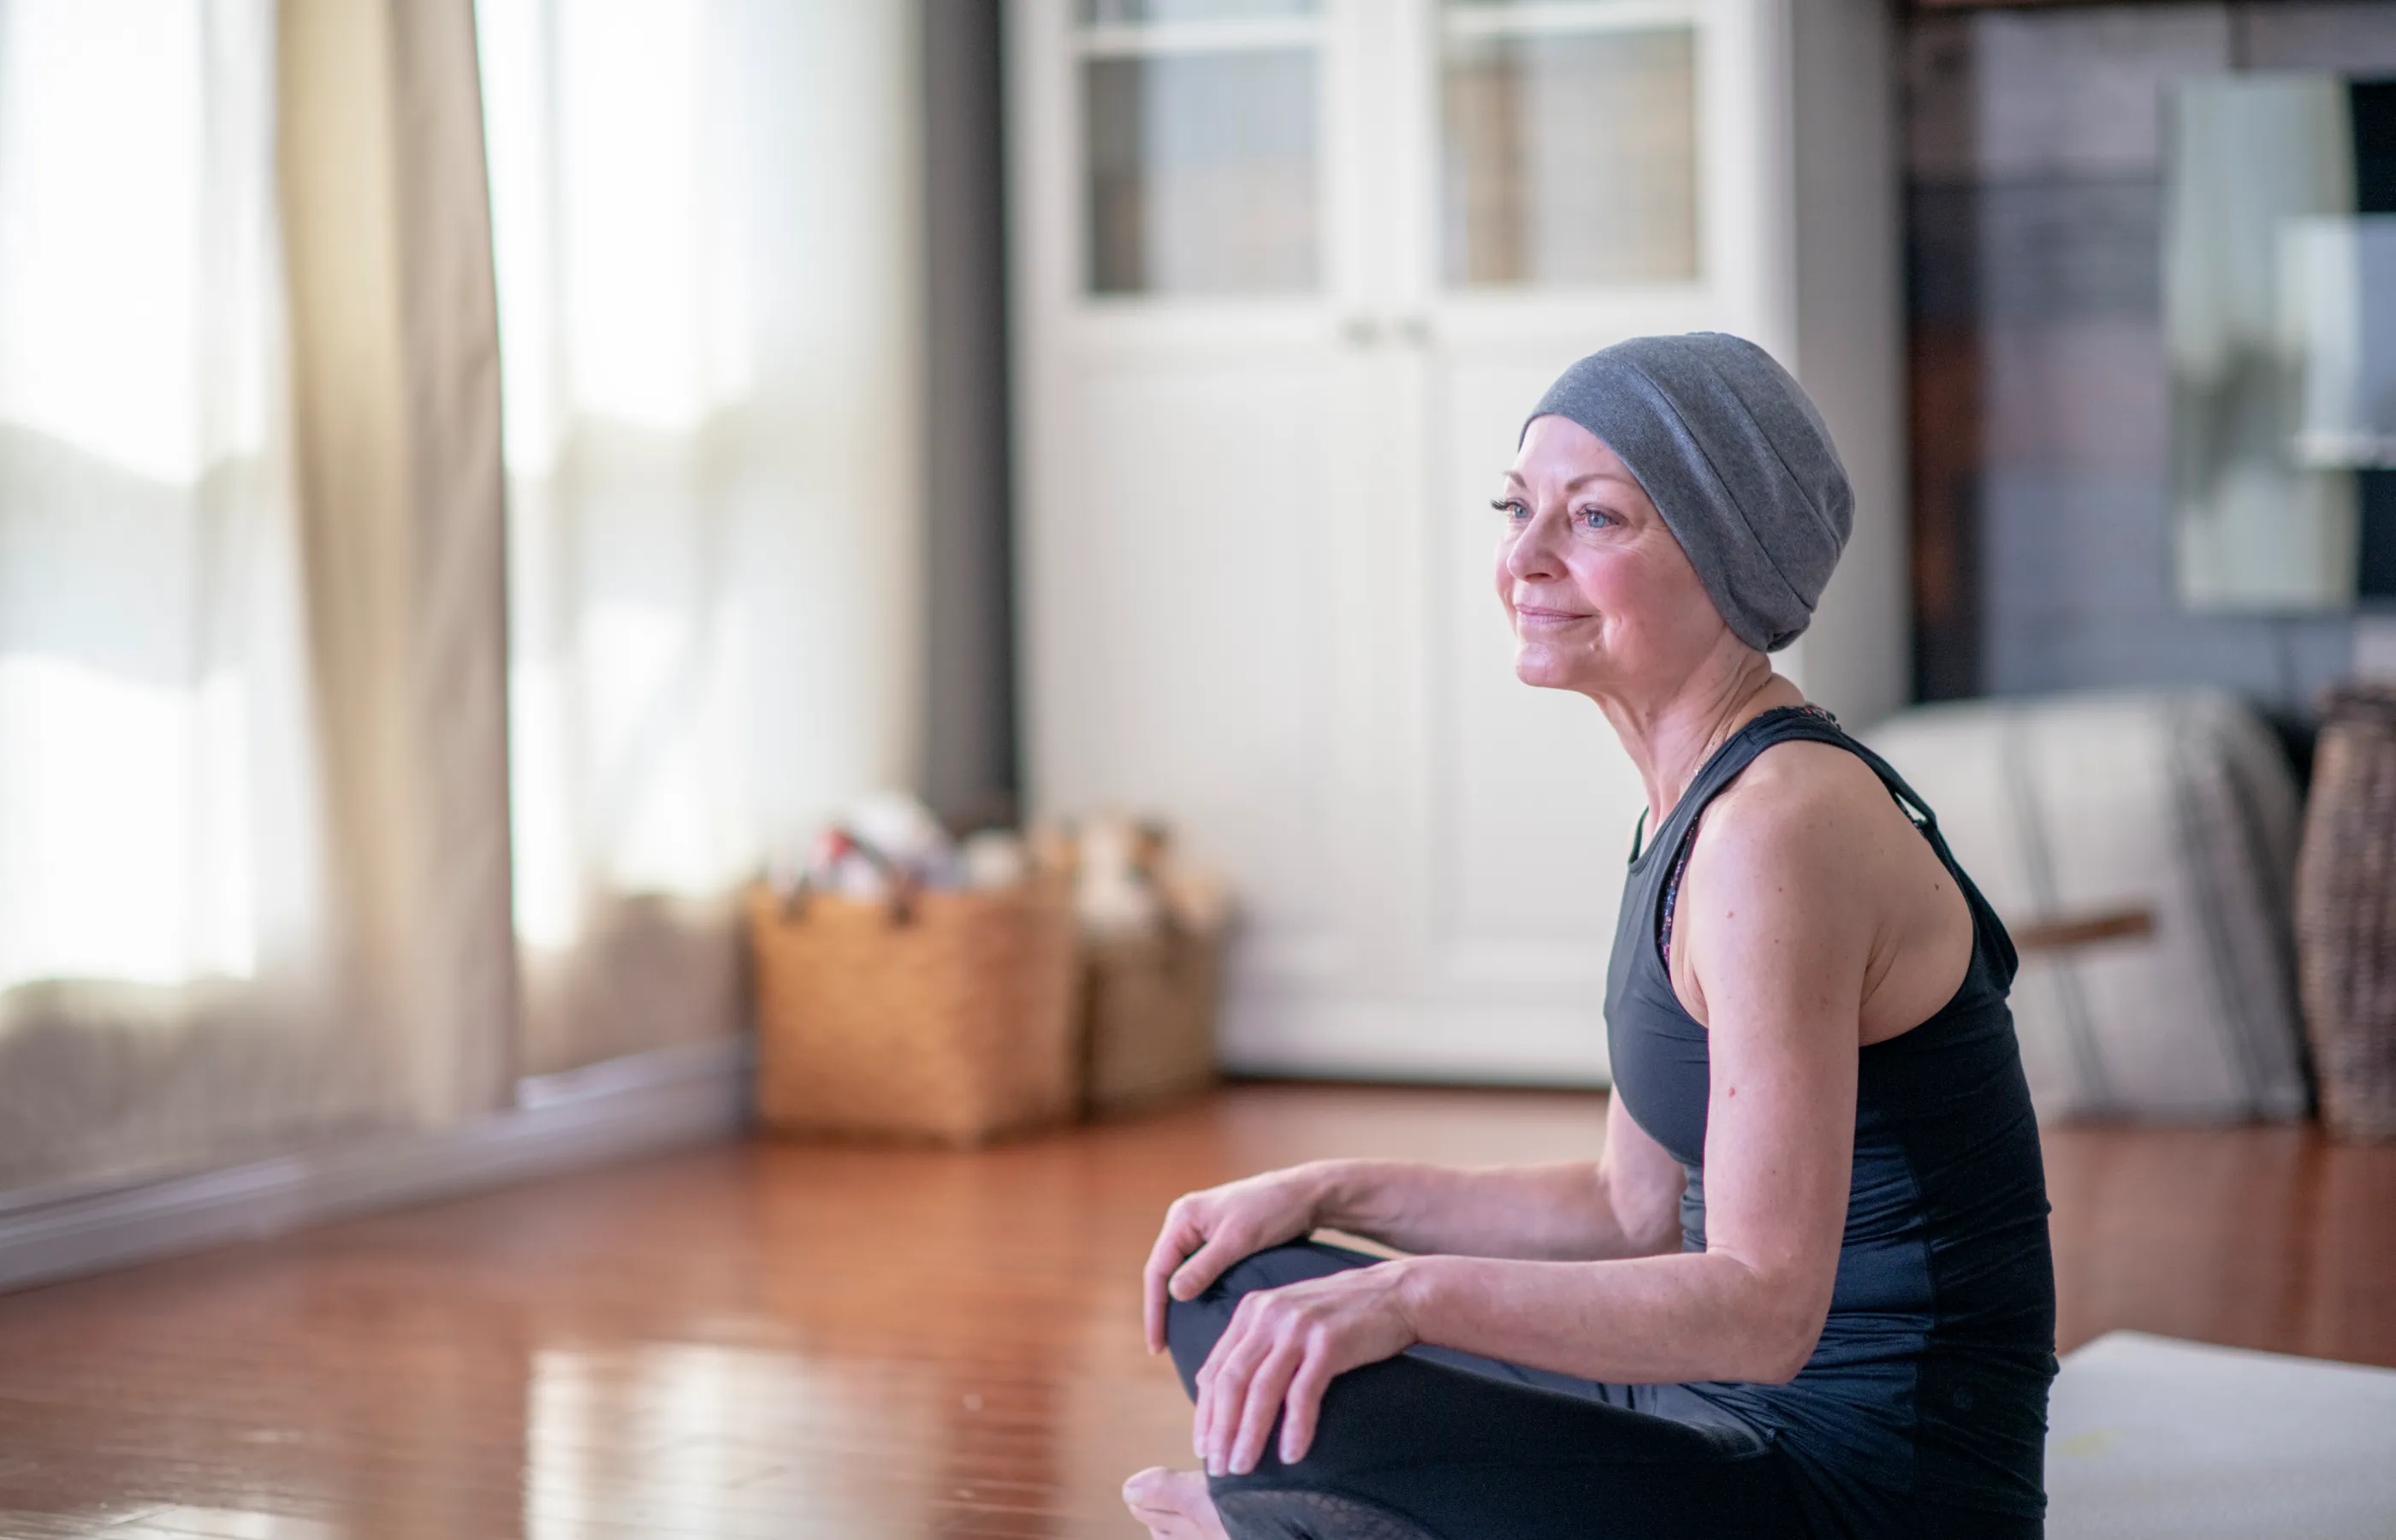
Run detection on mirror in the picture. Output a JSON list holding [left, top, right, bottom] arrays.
[[2168, 75, 2396, 612]]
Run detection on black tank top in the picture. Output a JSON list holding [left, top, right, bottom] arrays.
[[1604, 706, 2056, 1533]]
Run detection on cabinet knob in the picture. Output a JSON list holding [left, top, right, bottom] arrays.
[[1338, 315, 1382, 347]]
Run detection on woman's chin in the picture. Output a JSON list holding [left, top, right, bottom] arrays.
[[1512, 646, 1587, 691]]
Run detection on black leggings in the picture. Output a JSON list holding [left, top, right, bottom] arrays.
[[1166, 1240, 1806, 1539], [1167, 1241, 2045, 1540]]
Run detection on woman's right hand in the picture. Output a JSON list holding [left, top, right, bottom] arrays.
[[1142, 1164, 1332, 1353]]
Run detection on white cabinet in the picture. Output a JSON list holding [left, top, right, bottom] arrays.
[[1008, 0, 1904, 1082]]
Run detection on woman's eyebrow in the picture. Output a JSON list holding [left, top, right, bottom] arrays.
[[1502, 470, 1634, 493]]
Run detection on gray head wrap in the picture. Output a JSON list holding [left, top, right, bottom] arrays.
[[1522, 332, 1851, 653]]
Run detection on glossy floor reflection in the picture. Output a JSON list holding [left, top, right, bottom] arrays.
[[0, 1085, 2389, 1537]]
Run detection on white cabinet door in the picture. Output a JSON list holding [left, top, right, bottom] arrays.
[[1009, 0, 1900, 1084], [1009, 1, 1390, 1040], [1373, 0, 1766, 1080]]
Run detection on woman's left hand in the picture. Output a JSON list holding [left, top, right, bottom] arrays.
[[1192, 1258, 1425, 1476]]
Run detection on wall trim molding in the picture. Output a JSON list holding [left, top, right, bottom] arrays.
[[1219, 992, 1610, 1087], [0, 1037, 750, 1294]]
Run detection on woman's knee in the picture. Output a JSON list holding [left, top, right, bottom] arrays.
[[1165, 1286, 1229, 1391], [1162, 1249, 1263, 1389], [1165, 1240, 1380, 1392]]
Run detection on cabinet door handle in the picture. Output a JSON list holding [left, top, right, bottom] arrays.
[[1339, 315, 1382, 347], [1394, 316, 1431, 347]]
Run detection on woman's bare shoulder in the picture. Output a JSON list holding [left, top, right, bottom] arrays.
[[1675, 735, 1941, 944], [1703, 737, 1904, 855]]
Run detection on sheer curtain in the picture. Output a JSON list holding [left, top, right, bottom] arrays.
[[477, 0, 926, 1074], [0, 0, 383, 1190], [0, 0, 928, 1199]]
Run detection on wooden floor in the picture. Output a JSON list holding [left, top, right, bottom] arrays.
[[0, 1084, 2391, 1538]]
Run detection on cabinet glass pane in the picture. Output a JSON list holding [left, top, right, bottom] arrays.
[[1079, 0, 1317, 22], [1443, 27, 1699, 287], [1085, 50, 1318, 294]]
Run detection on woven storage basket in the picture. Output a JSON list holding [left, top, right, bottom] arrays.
[[1082, 923, 1222, 1115], [749, 877, 1081, 1145], [2295, 685, 2396, 1140]]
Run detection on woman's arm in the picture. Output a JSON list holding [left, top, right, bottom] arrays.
[[1193, 766, 1871, 1474], [1306, 1095, 1687, 1261], [1389, 771, 1865, 1384], [1142, 1093, 1687, 1355]]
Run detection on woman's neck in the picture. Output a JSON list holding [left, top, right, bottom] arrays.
[[1598, 647, 1800, 830]]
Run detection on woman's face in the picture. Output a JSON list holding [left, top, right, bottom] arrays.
[[1494, 414, 1726, 697]]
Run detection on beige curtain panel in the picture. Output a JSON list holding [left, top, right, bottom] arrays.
[[280, 0, 519, 1129]]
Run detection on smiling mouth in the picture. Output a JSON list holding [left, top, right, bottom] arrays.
[[1514, 606, 1590, 624]]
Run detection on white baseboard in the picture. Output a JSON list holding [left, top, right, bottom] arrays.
[[1217, 992, 1613, 1087], [0, 1037, 750, 1294]]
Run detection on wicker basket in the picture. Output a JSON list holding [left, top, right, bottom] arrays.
[[2294, 685, 2396, 1140], [1082, 923, 1222, 1115], [749, 876, 1082, 1145]]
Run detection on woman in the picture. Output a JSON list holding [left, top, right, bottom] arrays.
[[1121, 334, 2055, 1540]]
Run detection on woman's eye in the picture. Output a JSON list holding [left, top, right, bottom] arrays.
[[1575, 506, 1612, 530], [1490, 498, 1529, 522]]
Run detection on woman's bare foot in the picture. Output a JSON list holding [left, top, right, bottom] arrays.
[[1123, 1466, 1229, 1539]]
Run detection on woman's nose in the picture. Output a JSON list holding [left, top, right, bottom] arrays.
[[1506, 512, 1563, 580]]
